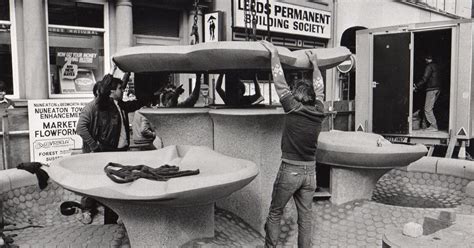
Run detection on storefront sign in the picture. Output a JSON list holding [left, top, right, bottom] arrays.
[[28, 99, 90, 164], [56, 48, 98, 94], [204, 12, 222, 42], [232, 0, 331, 39], [48, 27, 99, 36]]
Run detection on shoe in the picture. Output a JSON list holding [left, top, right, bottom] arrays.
[[425, 126, 438, 132]]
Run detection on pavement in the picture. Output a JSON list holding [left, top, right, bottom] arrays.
[[3, 168, 474, 247]]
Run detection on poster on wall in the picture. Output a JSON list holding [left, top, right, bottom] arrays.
[[232, 0, 331, 39], [56, 48, 98, 94], [28, 99, 90, 164], [204, 12, 222, 42]]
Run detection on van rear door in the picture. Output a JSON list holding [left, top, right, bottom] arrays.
[[372, 32, 411, 134]]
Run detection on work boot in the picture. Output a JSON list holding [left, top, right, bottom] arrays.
[[425, 126, 438, 132]]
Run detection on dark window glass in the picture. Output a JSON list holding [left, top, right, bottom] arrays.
[[48, 1, 103, 28], [0, 25, 12, 94], [0, 0, 9, 21], [133, 6, 180, 37]]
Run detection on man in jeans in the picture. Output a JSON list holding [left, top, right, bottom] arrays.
[[414, 55, 441, 131], [261, 41, 325, 247]]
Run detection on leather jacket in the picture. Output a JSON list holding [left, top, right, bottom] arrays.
[[77, 98, 143, 153], [416, 62, 441, 91]]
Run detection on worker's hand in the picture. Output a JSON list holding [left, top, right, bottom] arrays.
[[260, 40, 278, 56], [122, 72, 131, 84], [92, 143, 103, 153], [305, 50, 319, 67], [176, 85, 185, 95], [413, 84, 417, 92]]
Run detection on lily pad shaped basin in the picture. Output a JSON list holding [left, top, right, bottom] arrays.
[[49, 145, 259, 206], [317, 131, 428, 169]]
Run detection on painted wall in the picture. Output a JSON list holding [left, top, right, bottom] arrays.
[[336, 0, 456, 46]]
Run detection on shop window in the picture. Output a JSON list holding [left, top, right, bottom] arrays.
[[47, 1, 106, 97], [0, 0, 9, 21], [133, 6, 180, 37], [0, 0, 12, 95], [48, 0, 103, 28]]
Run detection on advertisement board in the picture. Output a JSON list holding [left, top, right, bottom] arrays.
[[204, 12, 222, 42], [28, 99, 90, 164], [232, 0, 331, 39], [56, 48, 98, 94]]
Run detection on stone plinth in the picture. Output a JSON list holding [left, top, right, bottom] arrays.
[[330, 167, 388, 205], [140, 108, 213, 149], [318, 131, 427, 205], [101, 200, 214, 247], [211, 108, 286, 234]]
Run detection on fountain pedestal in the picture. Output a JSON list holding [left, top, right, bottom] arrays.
[[100, 200, 214, 247], [49, 145, 258, 247], [330, 167, 388, 205], [318, 131, 427, 205]]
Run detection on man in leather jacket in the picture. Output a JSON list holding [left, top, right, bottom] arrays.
[[414, 55, 441, 131], [76, 73, 145, 224], [77, 73, 144, 153]]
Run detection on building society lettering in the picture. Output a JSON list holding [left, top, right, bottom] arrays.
[[234, 0, 331, 39]]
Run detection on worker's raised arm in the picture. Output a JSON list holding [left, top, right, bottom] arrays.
[[305, 50, 325, 103], [260, 41, 290, 99], [252, 74, 262, 97], [215, 74, 228, 105]]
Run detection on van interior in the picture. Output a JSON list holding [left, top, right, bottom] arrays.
[[412, 29, 451, 133]]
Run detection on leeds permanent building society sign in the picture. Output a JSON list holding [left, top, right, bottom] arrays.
[[233, 0, 331, 39]]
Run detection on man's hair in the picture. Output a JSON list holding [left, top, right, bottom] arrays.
[[291, 79, 316, 105], [97, 74, 122, 109]]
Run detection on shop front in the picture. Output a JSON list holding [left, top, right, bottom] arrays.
[[208, 0, 333, 106], [0, 0, 200, 169]]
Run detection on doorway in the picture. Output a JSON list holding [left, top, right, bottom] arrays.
[[413, 29, 451, 132], [372, 28, 452, 135]]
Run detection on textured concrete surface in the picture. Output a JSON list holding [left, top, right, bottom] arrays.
[[373, 168, 470, 208], [3, 168, 473, 247], [212, 113, 285, 234], [383, 214, 474, 247], [101, 200, 214, 247], [140, 108, 214, 149], [4, 224, 130, 248], [330, 167, 387, 205], [2, 182, 103, 227]]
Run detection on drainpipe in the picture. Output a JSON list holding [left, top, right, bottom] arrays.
[[329, 0, 338, 130]]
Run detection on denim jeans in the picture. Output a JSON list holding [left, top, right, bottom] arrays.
[[424, 90, 440, 129], [265, 161, 317, 248]]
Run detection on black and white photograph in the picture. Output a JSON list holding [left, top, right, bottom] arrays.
[[1, 0, 474, 247]]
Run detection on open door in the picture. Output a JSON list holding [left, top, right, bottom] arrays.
[[373, 33, 411, 134]]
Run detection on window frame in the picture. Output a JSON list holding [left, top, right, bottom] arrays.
[[45, 0, 109, 99], [0, 0, 20, 99]]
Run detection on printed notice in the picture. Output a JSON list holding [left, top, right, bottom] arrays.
[[28, 99, 91, 164]]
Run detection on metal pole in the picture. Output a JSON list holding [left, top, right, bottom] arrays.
[[1, 111, 10, 170]]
